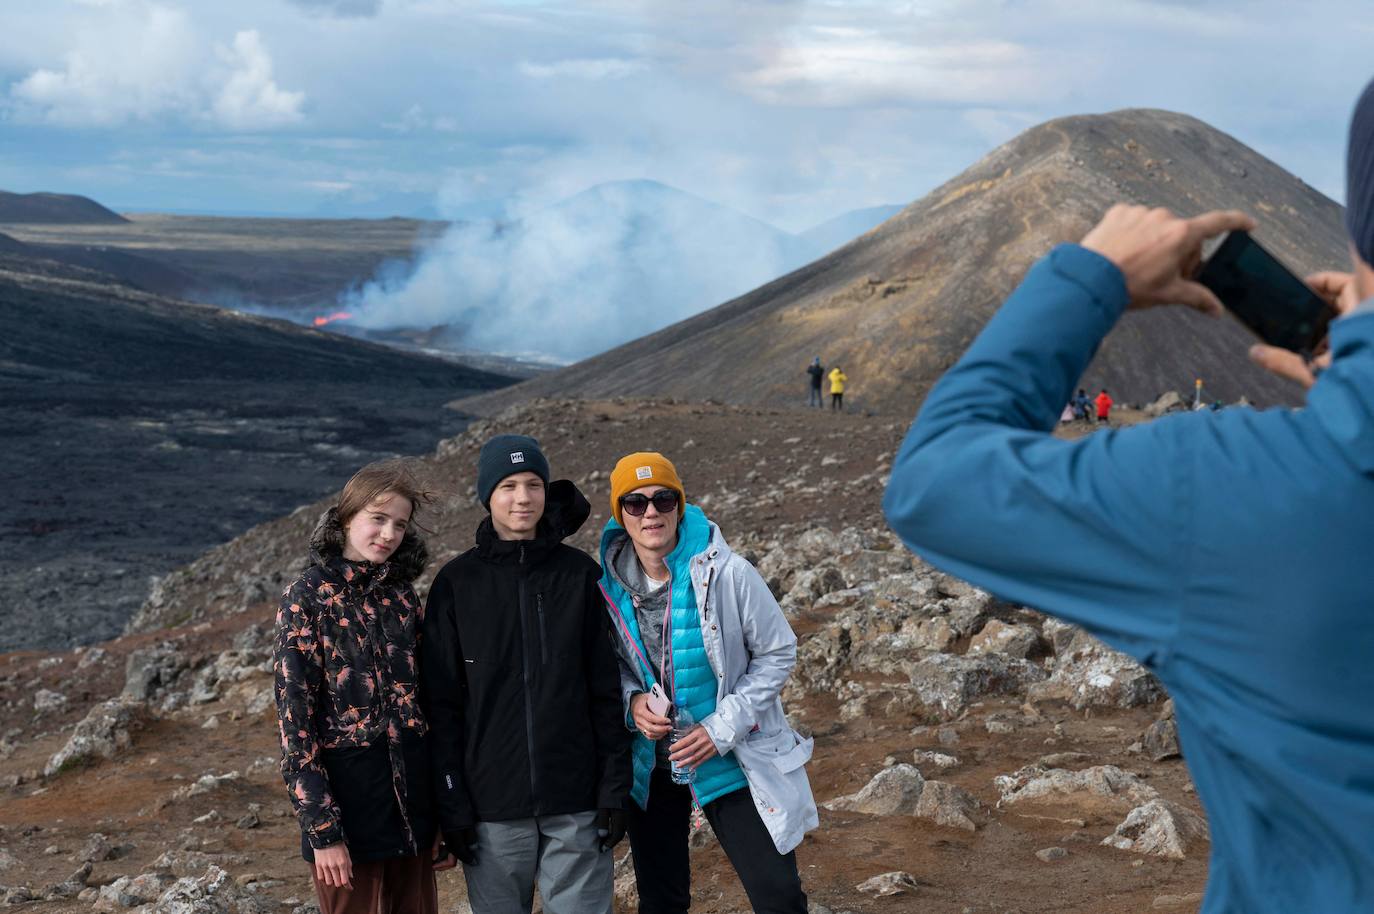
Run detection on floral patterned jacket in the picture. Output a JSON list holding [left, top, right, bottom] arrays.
[[274, 507, 430, 850]]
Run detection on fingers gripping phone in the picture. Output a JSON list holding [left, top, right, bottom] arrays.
[[646, 682, 671, 717], [1195, 230, 1335, 356]]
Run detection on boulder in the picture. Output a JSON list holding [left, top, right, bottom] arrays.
[[856, 872, 921, 897], [45, 698, 149, 777], [1144, 390, 1185, 417], [149, 864, 272, 914], [912, 749, 959, 771], [1143, 718, 1182, 761], [78, 833, 117, 863], [967, 620, 1043, 659], [94, 872, 169, 911], [824, 764, 925, 816], [33, 689, 68, 713], [1029, 629, 1162, 710], [1101, 799, 1210, 859], [907, 654, 1047, 719], [913, 781, 982, 831], [123, 644, 188, 701], [994, 765, 1158, 809]]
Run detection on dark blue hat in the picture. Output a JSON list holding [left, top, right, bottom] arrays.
[[476, 434, 549, 509], [1347, 77, 1374, 266]]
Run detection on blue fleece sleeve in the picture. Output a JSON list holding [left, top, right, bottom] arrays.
[[883, 244, 1188, 664]]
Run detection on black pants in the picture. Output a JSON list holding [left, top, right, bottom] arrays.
[[830, 393, 843, 410], [626, 768, 806, 914]]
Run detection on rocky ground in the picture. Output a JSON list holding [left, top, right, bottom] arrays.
[[0, 398, 1207, 913]]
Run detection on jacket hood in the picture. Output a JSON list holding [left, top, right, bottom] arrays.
[[598, 502, 720, 594], [308, 506, 430, 584], [475, 478, 590, 559]]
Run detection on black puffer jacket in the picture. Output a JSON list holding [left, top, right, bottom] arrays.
[[274, 508, 436, 863], [422, 480, 631, 828]]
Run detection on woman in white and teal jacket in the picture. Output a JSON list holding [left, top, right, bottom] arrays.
[[597, 452, 816, 914]]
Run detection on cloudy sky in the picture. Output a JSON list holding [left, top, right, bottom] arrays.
[[1, 0, 1370, 231]]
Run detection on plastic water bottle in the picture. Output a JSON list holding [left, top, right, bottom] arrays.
[[669, 706, 696, 785]]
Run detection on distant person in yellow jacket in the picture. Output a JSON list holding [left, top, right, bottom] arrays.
[[828, 367, 847, 411]]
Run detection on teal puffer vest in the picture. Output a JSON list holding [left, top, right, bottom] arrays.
[[599, 506, 748, 809]]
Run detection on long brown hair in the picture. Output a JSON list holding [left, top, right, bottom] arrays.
[[337, 459, 434, 531]]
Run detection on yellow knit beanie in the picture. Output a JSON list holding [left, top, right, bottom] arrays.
[[609, 452, 686, 526]]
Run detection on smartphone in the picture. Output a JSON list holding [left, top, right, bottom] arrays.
[[646, 682, 671, 717], [1196, 230, 1334, 356]]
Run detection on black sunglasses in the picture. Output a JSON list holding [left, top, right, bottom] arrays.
[[619, 490, 680, 517]]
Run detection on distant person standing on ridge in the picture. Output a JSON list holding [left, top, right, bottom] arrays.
[[829, 365, 848, 410], [274, 460, 450, 914], [806, 357, 825, 407], [1073, 388, 1092, 421], [422, 435, 630, 914], [1094, 388, 1113, 423], [883, 72, 1374, 914]]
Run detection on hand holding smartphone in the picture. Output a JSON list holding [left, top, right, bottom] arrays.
[[1195, 230, 1336, 356], [646, 682, 671, 717]]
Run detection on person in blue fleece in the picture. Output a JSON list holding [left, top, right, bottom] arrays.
[[883, 78, 1374, 914]]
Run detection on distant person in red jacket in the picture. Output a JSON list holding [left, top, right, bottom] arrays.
[[1095, 389, 1113, 423]]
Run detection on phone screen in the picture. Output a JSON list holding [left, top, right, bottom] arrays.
[[1196, 231, 1333, 355]]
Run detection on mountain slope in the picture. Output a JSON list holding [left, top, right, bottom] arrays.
[[0, 189, 128, 224], [455, 110, 1346, 414]]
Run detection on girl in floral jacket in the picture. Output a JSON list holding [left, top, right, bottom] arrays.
[[274, 459, 450, 914]]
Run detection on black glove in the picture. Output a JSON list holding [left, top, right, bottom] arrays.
[[595, 808, 627, 853], [442, 827, 479, 865]]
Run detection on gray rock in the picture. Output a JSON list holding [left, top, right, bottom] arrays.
[[914, 781, 982, 831], [147, 850, 218, 878], [1028, 629, 1162, 710], [912, 749, 959, 771], [1143, 718, 1182, 761], [1102, 799, 1210, 859], [149, 864, 272, 914], [0, 849, 16, 870], [1144, 390, 1185, 417], [78, 833, 116, 863], [967, 620, 1043, 659], [1035, 846, 1068, 862], [994, 765, 1158, 809], [45, 699, 149, 777], [856, 871, 921, 897], [123, 644, 188, 701], [33, 689, 68, 713], [824, 764, 925, 816], [907, 654, 1047, 719], [1152, 892, 1206, 909]]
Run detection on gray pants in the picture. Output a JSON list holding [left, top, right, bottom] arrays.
[[462, 811, 612, 914]]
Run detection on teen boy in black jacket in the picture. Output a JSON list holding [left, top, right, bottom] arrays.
[[422, 435, 630, 914]]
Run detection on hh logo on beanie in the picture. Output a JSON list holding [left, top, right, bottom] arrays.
[[636, 466, 653, 480], [511, 452, 525, 464]]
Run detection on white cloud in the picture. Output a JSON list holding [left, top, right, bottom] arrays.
[[8, 4, 201, 127], [5, 2, 304, 130], [285, 0, 382, 17], [519, 58, 647, 80], [743, 27, 1054, 107], [212, 31, 304, 129]]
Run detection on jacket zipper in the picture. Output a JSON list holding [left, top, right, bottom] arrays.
[[517, 545, 541, 805], [536, 592, 549, 665]]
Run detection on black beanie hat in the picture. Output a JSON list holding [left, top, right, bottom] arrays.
[[476, 434, 550, 509], [1347, 77, 1374, 266]]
